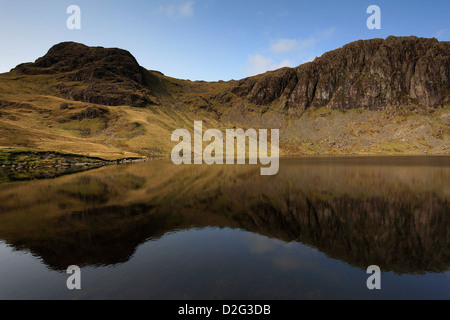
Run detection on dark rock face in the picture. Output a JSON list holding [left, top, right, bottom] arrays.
[[14, 42, 160, 108], [231, 36, 450, 114], [34, 42, 145, 84]]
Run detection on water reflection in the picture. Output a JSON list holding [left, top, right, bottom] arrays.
[[0, 157, 448, 275]]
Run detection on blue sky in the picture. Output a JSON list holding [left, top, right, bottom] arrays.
[[0, 0, 449, 81]]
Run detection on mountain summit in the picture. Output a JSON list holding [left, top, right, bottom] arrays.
[[14, 42, 162, 107], [15, 42, 143, 82]]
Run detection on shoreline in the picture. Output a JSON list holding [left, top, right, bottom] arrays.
[[1, 151, 449, 167]]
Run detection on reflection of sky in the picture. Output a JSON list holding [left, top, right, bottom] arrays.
[[0, 241, 70, 299], [245, 233, 278, 254], [245, 233, 328, 272], [445, 270, 450, 281], [243, 231, 450, 299], [1, 229, 449, 299]]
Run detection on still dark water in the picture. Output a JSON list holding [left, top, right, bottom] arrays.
[[0, 157, 448, 300]]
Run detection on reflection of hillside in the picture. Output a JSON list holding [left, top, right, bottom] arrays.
[[0, 157, 448, 273]]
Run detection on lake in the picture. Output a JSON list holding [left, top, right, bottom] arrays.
[[0, 156, 448, 299]]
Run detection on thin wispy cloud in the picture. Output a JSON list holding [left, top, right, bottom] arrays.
[[246, 54, 293, 76], [247, 54, 272, 75], [159, 1, 194, 18], [270, 39, 299, 54], [270, 38, 321, 54], [247, 27, 336, 76], [270, 27, 336, 54], [317, 27, 336, 38], [434, 29, 447, 38]]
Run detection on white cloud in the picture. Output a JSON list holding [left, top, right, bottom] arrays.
[[276, 59, 294, 69], [270, 27, 336, 54], [434, 29, 447, 38], [247, 54, 273, 75], [159, 1, 194, 18], [270, 38, 322, 54], [246, 55, 293, 76], [246, 27, 336, 76]]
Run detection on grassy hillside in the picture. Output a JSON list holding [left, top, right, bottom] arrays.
[[0, 70, 223, 160]]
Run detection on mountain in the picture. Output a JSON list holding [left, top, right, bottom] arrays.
[[0, 36, 449, 160], [231, 36, 449, 113]]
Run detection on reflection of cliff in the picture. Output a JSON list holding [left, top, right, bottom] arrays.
[[0, 158, 448, 273], [212, 190, 449, 274]]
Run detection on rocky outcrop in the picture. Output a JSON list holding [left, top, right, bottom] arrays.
[[13, 42, 162, 107], [231, 36, 450, 115], [20, 42, 145, 83]]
